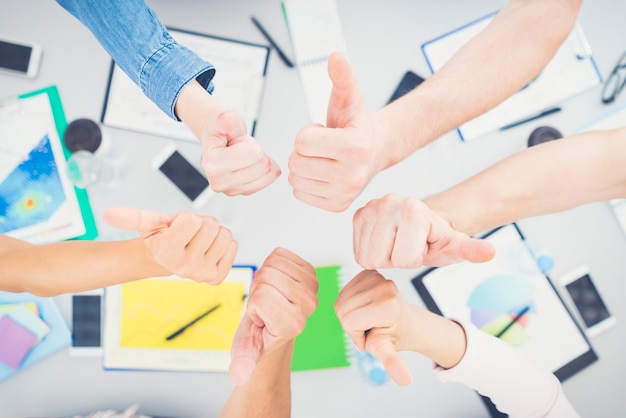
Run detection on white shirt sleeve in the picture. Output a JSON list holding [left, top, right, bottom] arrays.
[[432, 320, 579, 418]]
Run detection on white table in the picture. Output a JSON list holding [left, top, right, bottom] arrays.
[[1, 1, 625, 416]]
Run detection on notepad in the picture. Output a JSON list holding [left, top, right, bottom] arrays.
[[292, 265, 351, 371], [0, 292, 72, 382], [103, 266, 255, 373], [422, 15, 602, 141], [0, 86, 97, 243], [282, 0, 347, 125], [102, 28, 270, 142]]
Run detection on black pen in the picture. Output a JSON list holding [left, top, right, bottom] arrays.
[[495, 305, 530, 338], [165, 303, 222, 341], [250, 16, 294, 68], [500, 107, 562, 131]]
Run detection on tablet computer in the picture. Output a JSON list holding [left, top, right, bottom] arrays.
[[411, 223, 597, 417]]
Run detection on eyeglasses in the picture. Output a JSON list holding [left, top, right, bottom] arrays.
[[602, 51, 626, 104]]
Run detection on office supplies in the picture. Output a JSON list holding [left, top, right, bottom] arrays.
[[165, 303, 222, 341], [103, 266, 255, 373], [251, 16, 294, 68], [292, 265, 351, 371], [0, 316, 38, 369], [101, 28, 269, 142], [422, 15, 602, 141], [495, 305, 530, 338], [412, 224, 597, 417], [527, 126, 563, 148], [282, 0, 347, 124], [1, 304, 50, 342], [0, 291, 72, 382], [0, 85, 97, 243], [500, 107, 561, 131]]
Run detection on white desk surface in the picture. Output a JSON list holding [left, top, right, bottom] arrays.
[[1, 1, 626, 416]]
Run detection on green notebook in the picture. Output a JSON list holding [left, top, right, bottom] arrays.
[[292, 265, 351, 371]]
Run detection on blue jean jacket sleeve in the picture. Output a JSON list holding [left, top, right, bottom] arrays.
[[56, 0, 215, 120]]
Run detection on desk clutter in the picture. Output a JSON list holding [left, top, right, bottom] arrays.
[[0, 292, 71, 382]]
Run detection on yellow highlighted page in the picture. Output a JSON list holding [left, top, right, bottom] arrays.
[[120, 279, 244, 350]]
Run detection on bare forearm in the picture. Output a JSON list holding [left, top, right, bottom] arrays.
[[401, 306, 466, 369], [220, 343, 293, 418], [174, 79, 221, 139], [0, 238, 169, 296], [426, 128, 626, 236], [373, 0, 580, 167]]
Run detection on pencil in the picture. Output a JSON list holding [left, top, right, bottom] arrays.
[[165, 303, 221, 341], [495, 305, 530, 338], [250, 16, 294, 68]]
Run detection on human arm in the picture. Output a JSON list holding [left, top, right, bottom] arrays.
[[435, 322, 579, 418], [55, 0, 280, 195], [352, 193, 495, 269], [335, 270, 578, 417], [0, 207, 237, 296], [288, 0, 581, 212], [425, 127, 626, 236], [220, 247, 318, 418]]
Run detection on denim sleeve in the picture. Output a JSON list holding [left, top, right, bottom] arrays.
[[56, 0, 215, 120]]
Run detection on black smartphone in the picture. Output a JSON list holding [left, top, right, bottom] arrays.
[[387, 70, 425, 104], [559, 265, 616, 337], [151, 145, 215, 208], [71, 293, 102, 356], [0, 38, 42, 78]]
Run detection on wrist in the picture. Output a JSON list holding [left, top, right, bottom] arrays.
[[403, 307, 467, 369], [174, 80, 222, 139]]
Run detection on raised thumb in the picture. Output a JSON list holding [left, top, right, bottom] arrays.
[[229, 314, 262, 386], [367, 338, 413, 386]]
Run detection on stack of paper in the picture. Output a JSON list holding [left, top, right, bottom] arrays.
[[0, 293, 72, 382], [282, 0, 347, 125]]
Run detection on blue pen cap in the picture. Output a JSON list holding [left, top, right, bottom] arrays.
[[357, 350, 388, 386]]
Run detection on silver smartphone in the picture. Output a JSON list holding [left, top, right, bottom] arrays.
[[559, 265, 616, 337], [0, 38, 42, 78]]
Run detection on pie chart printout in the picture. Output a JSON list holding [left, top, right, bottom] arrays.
[[467, 274, 537, 346]]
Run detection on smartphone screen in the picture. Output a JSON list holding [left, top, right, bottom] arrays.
[[564, 274, 612, 329], [71, 294, 102, 351], [0, 40, 33, 73], [387, 71, 425, 104], [158, 150, 209, 201]]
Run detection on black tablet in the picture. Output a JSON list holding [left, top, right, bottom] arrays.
[[411, 223, 597, 417]]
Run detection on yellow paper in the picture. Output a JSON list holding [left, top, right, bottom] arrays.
[[0, 302, 38, 316], [120, 279, 244, 350]]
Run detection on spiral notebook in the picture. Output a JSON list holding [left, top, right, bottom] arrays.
[[282, 0, 347, 125], [292, 265, 351, 371]]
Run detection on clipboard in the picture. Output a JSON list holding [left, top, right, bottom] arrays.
[[101, 28, 270, 142], [0, 85, 97, 243], [421, 13, 603, 141], [411, 224, 597, 417], [102, 266, 256, 373]]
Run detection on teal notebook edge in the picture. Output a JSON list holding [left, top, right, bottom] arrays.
[[18, 85, 98, 241], [292, 265, 351, 371]]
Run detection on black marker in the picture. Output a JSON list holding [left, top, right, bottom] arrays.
[[251, 16, 294, 68], [495, 305, 530, 338], [165, 303, 221, 341], [500, 107, 562, 131]]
